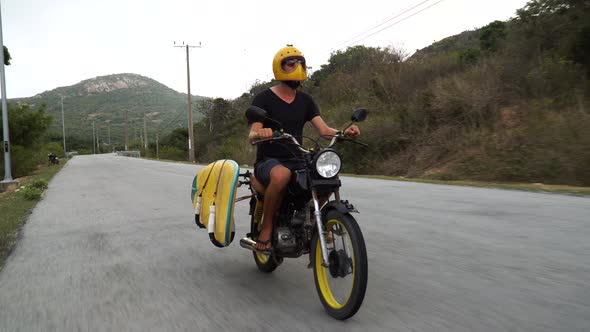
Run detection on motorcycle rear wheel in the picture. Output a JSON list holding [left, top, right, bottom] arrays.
[[250, 210, 280, 273], [311, 210, 368, 320]]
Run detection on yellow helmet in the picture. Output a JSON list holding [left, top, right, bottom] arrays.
[[272, 45, 307, 81]]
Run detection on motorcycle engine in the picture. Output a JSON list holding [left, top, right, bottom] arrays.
[[275, 227, 297, 251]]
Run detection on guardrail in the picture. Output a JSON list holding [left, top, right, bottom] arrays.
[[115, 151, 141, 158]]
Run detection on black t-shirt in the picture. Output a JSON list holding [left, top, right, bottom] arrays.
[[248, 89, 320, 164]]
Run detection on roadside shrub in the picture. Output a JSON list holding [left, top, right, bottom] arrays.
[[29, 178, 48, 190], [431, 60, 503, 129], [427, 172, 459, 181], [0, 145, 37, 178], [158, 146, 185, 161], [20, 186, 43, 200], [458, 48, 481, 65], [42, 142, 64, 158], [525, 56, 584, 105], [453, 108, 590, 186], [77, 149, 91, 155]]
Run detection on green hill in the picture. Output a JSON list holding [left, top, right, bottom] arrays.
[[11, 73, 206, 150]]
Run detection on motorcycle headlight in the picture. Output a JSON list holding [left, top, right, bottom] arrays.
[[315, 150, 341, 178]]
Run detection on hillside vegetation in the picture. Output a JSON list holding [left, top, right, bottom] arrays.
[[179, 0, 589, 186], [11, 73, 206, 153]]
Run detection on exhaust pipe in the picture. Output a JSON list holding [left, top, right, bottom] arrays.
[[240, 237, 258, 251], [240, 237, 273, 256]]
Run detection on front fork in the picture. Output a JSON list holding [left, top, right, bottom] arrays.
[[312, 190, 331, 267]]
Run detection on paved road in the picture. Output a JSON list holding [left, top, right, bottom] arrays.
[[0, 155, 589, 331]]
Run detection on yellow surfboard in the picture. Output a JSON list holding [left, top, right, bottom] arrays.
[[191, 160, 239, 247]]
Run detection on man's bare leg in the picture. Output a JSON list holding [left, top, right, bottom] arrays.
[[250, 174, 266, 196], [255, 165, 290, 251]]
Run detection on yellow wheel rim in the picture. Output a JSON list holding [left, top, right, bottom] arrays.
[[256, 251, 270, 263], [315, 219, 355, 309]]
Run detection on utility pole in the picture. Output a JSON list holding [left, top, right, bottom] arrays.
[[143, 112, 148, 150], [0, 3, 15, 187], [139, 128, 143, 148], [124, 109, 129, 151], [156, 132, 159, 160], [174, 41, 201, 162], [104, 119, 111, 151], [92, 121, 96, 155], [130, 119, 136, 143], [96, 124, 100, 154], [61, 96, 66, 158]]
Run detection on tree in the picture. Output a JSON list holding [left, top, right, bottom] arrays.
[[197, 97, 233, 133], [516, 0, 580, 20], [3, 46, 10, 65], [458, 48, 481, 64], [161, 128, 188, 151], [0, 103, 53, 177], [311, 46, 399, 87], [3, 103, 52, 148], [479, 21, 507, 52], [514, 0, 590, 64]]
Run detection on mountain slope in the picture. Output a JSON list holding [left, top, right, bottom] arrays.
[[11, 73, 206, 148]]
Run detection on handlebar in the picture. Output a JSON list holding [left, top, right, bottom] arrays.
[[326, 131, 368, 148], [251, 132, 310, 153], [252, 130, 368, 150], [337, 136, 369, 148], [249, 131, 288, 144]]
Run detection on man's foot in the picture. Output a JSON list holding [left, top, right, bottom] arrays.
[[255, 239, 272, 253], [255, 229, 272, 252]]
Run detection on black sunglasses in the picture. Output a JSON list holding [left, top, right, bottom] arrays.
[[282, 58, 306, 68]]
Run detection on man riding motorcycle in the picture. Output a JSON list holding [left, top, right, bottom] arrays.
[[247, 45, 360, 252]]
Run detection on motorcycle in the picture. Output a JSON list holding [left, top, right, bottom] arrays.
[[48, 153, 60, 165], [238, 106, 369, 320]]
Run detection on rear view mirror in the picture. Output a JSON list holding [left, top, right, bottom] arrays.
[[351, 108, 368, 122], [245, 106, 268, 123]]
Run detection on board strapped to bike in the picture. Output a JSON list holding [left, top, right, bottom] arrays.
[[191, 159, 240, 247]]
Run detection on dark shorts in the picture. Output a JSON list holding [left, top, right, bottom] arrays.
[[254, 158, 305, 187]]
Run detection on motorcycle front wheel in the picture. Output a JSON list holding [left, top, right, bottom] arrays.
[[311, 210, 368, 320]]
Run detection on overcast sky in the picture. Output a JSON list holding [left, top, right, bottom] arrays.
[[2, 0, 529, 100]]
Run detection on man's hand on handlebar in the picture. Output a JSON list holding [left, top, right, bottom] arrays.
[[344, 125, 361, 138], [256, 128, 274, 139], [249, 128, 273, 142]]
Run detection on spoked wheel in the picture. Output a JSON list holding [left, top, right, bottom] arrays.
[[311, 210, 368, 320], [250, 199, 281, 273]]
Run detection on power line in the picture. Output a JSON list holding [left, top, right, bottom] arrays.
[[344, 0, 446, 47], [330, 0, 433, 52], [332, 0, 447, 51]]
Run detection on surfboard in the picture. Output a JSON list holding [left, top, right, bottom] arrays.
[[191, 159, 239, 247]]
